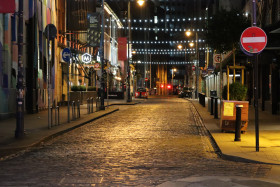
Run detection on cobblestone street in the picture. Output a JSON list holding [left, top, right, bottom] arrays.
[[0, 97, 273, 186]]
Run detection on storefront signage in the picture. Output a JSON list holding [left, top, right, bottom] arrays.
[[0, 0, 15, 13], [81, 53, 92, 64]]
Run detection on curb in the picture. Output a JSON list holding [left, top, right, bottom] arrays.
[[0, 108, 119, 160], [187, 98, 280, 165], [108, 101, 142, 106]]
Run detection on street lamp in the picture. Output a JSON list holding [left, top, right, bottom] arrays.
[[185, 30, 191, 37], [187, 31, 199, 99], [127, 0, 145, 102], [137, 0, 145, 6], [171, 68, 177, 94]]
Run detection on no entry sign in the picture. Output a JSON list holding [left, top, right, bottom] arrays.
[[240, 26, 267, 54], [192, 65, 195, 71]]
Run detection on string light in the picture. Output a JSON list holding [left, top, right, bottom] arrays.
[[105, 17, 209, 23], [135, 51, 197, 55], [103, 25, 205, 32], [130, 40, 205, 44], [132, 61, 193, 65], [133, 48, 200, 51]]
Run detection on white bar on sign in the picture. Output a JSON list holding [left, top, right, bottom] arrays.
[[243, 37, 265, 43]]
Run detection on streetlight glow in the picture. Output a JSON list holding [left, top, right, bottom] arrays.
[[177, 44, 183, 50], [137, 0, 145, 6], [185, 31, 192, 37], [189, 42, 194, 47]]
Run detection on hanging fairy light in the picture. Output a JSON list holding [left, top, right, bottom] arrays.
[[103, 25, 205, 33], [105, 17, 209, 23], [132, 61, 194, 65]]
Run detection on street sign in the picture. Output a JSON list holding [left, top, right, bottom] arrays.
[[62, 48, 71, 63], [192, 65, 195, 71], [93, 62, 101, 70], [240, 26, 267, 54], [44, 24, 57, 40], [145, 78, 148, 81], [214, 54, 221, 63]]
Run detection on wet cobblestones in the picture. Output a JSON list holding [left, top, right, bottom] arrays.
[[0, 98, 272, 186]]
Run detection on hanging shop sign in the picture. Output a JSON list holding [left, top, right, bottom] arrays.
[[0, 0, 15, 13], [87, 13, 101, 47], [118, 37, 127, 61], [81, 53, 92, 64]]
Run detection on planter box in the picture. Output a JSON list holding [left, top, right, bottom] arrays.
[[70, 91, 97, 105], [82, 91, 97, 104], [70, 91, 82, 104], [220, 100, 249, 133]]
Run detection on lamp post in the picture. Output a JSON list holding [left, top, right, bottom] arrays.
[[127, 0, 132, 102], [178, 44, 187, 88], [171, 68, 177, 94], [99, 0, 105, 110], [188, 31, 198, 99], [15, 0, 24, 138], [127, 0, 144, 102]]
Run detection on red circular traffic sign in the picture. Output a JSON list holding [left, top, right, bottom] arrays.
[[240, 26, 267, 54], [192, 65, 195, 71]]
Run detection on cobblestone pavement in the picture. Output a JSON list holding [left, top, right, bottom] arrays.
[[0, 97, 273, 186]]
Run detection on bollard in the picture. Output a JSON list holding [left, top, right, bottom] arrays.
[[91, 97, 94, 113], [96, 97, 100, 112], [214, 97, 218, 119], [87, 98, 90, 114], [210, 97, 214, 115], [57, 106, 60, 125], [202, 94, 205, 107], [77, 100, 80, 118], [234, 105, 243, 141], [50, 107, 53, 127], [55, 106, 57, 126], [72, 101, 76, 120]]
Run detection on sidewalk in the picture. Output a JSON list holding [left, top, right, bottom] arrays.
[[190, 98, 280, 165], [0, 99, 140, 159]]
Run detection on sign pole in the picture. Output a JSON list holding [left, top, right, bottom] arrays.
[[127, 0, 132, 102], [62, 48, 71, 122], [252, 0, 259, 152], [99, 0, 105, 110], [15, 0, 24, 138]]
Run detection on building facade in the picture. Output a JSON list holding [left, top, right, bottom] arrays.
[[0, 0, 125, 118]]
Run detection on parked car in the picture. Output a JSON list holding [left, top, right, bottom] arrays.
[[178, 87, 193, 98], [135, 88, 148, 99]]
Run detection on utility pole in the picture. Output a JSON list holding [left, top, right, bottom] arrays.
[[195, 32, 199, 99], [15, 0, 24, 138]]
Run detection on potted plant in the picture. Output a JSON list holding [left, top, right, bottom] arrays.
[[221, 82, 249, 133]]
